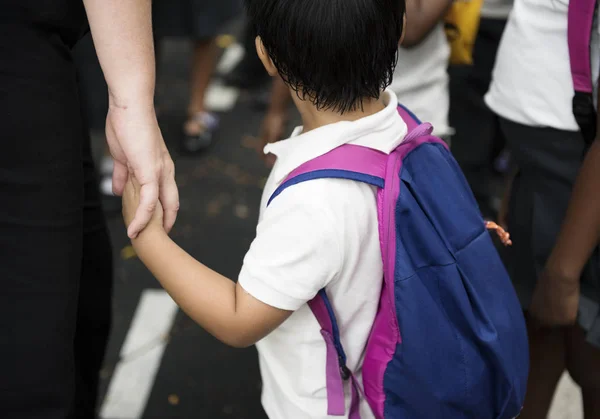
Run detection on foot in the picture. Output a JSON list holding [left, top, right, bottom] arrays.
[[181, 112, 220, 154]]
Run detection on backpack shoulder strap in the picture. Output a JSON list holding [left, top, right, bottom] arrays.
[[267, 144, 387, 206], [307, 290, 361, 418], [568, 0, 598, 145], [268, 102, 435, 206], [397, 103, 422, 130]]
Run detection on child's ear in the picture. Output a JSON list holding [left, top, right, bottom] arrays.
[[255, 36, 278, 76]]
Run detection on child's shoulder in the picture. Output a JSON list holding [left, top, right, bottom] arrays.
[[271, 174, 375, 210], [262, 175, 377, 239]]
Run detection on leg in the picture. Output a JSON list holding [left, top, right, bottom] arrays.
[[565, 325, 600, 418], [518, 319, 567, 419], [71, 112, 114, 419], [0, 48, 85, 418], [187, 38, 218, 118], [182, 38, 220, 152]]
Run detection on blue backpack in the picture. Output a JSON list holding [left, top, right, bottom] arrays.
[[268, 105, 529, 418]]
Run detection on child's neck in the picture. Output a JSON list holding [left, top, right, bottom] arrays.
[[294, 95, 386, 134]]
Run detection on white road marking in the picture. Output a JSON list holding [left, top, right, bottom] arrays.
[[100, 290, 178, 419], [205, 81, 241, 112], [548, 373, 582, 419]]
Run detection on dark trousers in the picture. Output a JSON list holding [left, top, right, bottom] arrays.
[[449, 18, 508, 207], [0, 22, 113, 419]]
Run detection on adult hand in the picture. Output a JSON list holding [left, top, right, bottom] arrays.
[[106, 103, 179, 238], [258, 110, 287, 167]]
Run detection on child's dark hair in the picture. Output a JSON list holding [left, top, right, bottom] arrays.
[[245, 0, 405, 113]]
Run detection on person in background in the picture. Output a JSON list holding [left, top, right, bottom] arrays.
[[449, 0, 513, 219], [485, 0, 600, 417], [257, 0, 454, 157], [152, 0, 242, 153], [0, 1, 178, 418]]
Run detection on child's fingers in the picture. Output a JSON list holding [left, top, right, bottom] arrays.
[[127, 181, 159, 239], [485, 221, 512, 246]]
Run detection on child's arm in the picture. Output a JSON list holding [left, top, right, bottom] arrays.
[[402, 0, 453, 48], [123, 178, 292, 348]]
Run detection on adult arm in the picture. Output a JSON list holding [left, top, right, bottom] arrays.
[[402, 0, 453, 48], [83, 0, 179, 237], [529, 84, 600, 326]]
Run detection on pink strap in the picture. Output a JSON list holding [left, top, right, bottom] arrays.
[[283, 144, 387, 184], [349, 373, 364, 419], [568, 0, 596, 93], [321, 330, 347, 415], [404, 122, 434, 142], [396, 105, 421, 131], [321, 329, 364, 418]]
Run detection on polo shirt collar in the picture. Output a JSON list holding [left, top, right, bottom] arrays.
[[265, 90, 407, 185]]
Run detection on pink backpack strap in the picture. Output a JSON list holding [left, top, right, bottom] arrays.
[[568, 0, 597, 144], [308, 291, 363, 418]]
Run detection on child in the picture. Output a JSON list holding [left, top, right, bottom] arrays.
[[485, 0, 600, 416], [124, 0, 405, 417]]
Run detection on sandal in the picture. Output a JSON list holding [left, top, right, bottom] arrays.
[[181, 112, 220, 154]]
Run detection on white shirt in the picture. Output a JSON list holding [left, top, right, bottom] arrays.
[[392, 24, 452, 136], [481, 0, 513, 19], [238, 90, 407, 419], [485, 0, 600, 131]]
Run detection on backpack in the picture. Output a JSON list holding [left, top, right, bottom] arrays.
[[444, 0, 484, 65], [568, 0, 598, 146], [268, 105, 529, 418]]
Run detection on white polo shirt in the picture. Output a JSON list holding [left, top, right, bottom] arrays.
[[238, 90, 407, 419], [481, 0, 513, 19], [392, 23, 451, 136], [485, 0, 600, 131]]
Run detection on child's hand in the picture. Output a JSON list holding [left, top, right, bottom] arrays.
[[123, 175, 164, 236], [258, 110, 287, 167], [485, 221, 512, 246]]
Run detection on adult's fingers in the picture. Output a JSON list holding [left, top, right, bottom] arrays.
[[127, 180, 159, 238], [112, 162, 129, 196]]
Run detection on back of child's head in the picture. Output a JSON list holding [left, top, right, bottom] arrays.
[[245, 0, 405, 113]]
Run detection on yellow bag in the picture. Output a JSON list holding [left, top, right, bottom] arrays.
[[444, 0, 484, 65]]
